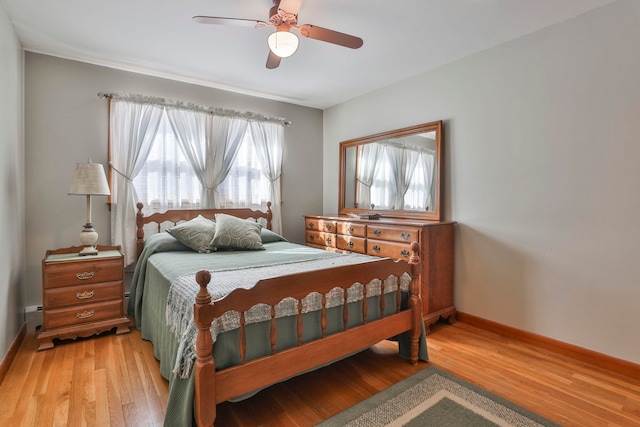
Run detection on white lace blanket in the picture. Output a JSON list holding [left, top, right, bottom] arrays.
[[166, 254, 410, 378]]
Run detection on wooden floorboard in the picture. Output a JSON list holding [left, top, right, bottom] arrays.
[[1, 321, 639, 426]]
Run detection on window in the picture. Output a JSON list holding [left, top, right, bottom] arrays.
[[217, 130, 271, 210], [133, 115, 201, 213], [108, 96, 285, 265], [133, 113, 272, 215]]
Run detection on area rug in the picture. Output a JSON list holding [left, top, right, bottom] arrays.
[[316, 366, 561, 427]]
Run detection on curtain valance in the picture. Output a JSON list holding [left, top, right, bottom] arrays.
[[98, 92, 291, 127]]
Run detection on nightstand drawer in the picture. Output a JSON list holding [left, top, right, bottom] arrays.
[[44, 300, 124, 330], [43, 281, 123, 309], [44, 258, 123, 289], [366, 239, 413, 261]]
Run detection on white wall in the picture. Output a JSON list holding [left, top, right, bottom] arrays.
[[0, 6, 25, 361], [324, 0, 640, 364], [24, 53, 323, 309]]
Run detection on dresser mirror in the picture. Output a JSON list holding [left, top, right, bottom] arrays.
[[339, 120, 442, 221]]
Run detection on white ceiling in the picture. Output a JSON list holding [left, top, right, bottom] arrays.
[[2, 0, 615, 109]]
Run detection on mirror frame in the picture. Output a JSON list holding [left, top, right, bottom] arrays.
[[338, 120, 443, 221]]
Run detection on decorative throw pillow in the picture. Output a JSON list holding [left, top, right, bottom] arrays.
[[261, 228, 288, 243], [166, 215, 216, 253], [210, 213, 264, 250]]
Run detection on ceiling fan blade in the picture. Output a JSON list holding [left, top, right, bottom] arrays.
[[266, 51, 282, 69], [193, 16, 265, 28], [297, 24, 363, 49]]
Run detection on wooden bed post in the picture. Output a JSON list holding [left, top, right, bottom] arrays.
[[136, 202, 145, 259], [194, 270, 217, 427], [408, 241, 423, 365], [265, 201, 273, 230]]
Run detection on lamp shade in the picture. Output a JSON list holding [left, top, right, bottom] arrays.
[[68, 160, 110, 196], [267, 30, 299, 58]]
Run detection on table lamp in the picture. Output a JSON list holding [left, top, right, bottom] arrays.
[[68, 159, 111, 256]]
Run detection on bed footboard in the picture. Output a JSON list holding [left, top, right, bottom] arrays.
[[193, 242, 422, 427], [194, 270, 217, 427]]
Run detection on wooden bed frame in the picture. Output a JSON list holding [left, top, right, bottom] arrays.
[[135, 202, 423, 427], [136, 202, 273, 259]]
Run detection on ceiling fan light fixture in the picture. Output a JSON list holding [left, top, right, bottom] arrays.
[[267, 29, 299, 58]]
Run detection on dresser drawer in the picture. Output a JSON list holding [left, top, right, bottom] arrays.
[[43, 258, 123, 289], [306, 218, 337, 233], [336, 221, 366, 237], [43, 281, 123, 309], [336, 235, 366, 253], [367, 239, 413, 261], [306, 230, 337, 248], [44, 300, 124, 330], [367, 225, 419, 244]]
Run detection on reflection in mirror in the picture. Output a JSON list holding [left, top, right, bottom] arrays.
[[339, 121, 442, 221], [345, 132, 436, 211]]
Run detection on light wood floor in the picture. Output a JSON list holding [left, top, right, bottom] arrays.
[[1, 321, 639, 426]]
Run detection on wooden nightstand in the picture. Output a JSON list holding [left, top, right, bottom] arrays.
[[37, 245, 130, 351]]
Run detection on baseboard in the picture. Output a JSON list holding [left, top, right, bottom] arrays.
[[457, 312, 640, 380], [0, 323, 27, 386]]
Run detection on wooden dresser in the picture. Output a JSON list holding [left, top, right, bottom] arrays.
[[305, 214, 456, 331], [37, 245, 130, 350]]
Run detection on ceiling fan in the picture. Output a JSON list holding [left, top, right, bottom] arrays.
[[193, 0, 364, 69]]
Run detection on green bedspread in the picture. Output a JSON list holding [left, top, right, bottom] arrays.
[[128, 232, 428, 426]]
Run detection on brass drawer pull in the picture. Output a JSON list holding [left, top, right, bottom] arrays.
[[309, 234, 315, 240], [76, 272, 95, 280], [400, 249, 410, 257], [373, 229, 381, 236], [373, 245, 381, 253], [347, 226, 354, 234], [325, 224, 333, 231], [347, 241, 354, 248], [401, 232, 411, 240], [77, 310, 95, 319], [325, 237, 332, 245], [308, 222, 315, 228], [76, 290, 95, 300]]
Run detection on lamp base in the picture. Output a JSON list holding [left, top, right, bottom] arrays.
[[79, 223, 99, 256], [78, 245, 99, 256]]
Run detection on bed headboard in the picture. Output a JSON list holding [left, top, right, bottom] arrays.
[[135, 202, 273, 259]]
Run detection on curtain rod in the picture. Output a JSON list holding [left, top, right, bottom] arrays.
[[378, 139, 435, 154], [98, 92, 291, 127]]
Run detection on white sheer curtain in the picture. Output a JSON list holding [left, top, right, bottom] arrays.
[[133, 114, 202, 214], [108, 93, 287, 258], [110, 100, 163, 266], [356, 142, 384, 209], [370, 147, 395, 209], [208, 116, 248, 208], [387, 145, 420, 210], [249, 121, 284, 234], [404, 150, 435, 210], [421, 150, 436, 210], [164, 108, 216, 207]]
